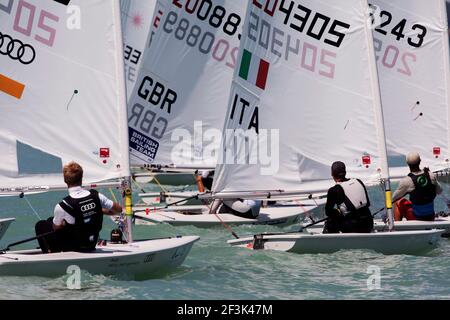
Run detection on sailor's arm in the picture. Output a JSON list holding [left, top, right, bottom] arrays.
[[99, 194, 122, 215], [392, 177, 414, 203], [325, 187, 339, 218], [52, 204, 67, 230], [196, 173, 205, 193], [102, 202, 122, 216]]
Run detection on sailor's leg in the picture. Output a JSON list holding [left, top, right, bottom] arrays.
[[323, 218, 341, 234], [396, 198, 415, 221], [35, 218, 56, 253]]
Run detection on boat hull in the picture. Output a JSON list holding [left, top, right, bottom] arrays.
[[133, 201, 322, 228], [306, 217, 450, 236], [139, 191, 202, 206], [228, 230, 444, 255], [0, 236, 199, 279]]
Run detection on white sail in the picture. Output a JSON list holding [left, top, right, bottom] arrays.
[[371, 0, 450, 173], [0, 0, 130, 190], [127, 0, 246, 168], [212, 0, 390, 196], [120, 0, 157, 100]]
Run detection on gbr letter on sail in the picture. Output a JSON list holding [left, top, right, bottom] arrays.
[[212, 0, 390, 196], [127, 0, 246, 168]]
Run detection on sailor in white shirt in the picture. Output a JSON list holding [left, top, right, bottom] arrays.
[[35, 162, 122, 253], [53, 186, 115, 227]]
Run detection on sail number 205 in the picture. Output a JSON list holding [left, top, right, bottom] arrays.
[[0, 0, 60, 47]]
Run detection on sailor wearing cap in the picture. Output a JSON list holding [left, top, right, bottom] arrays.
[[323, 161, 373, 234], [392, 152, 443, 221]]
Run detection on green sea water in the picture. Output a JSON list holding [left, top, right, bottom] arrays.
[[1, 182, 450, 300]]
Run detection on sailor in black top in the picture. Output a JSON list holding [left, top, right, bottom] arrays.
[[34, 162, 123, 253], [392, 152, 442, 221], [323, 161, 373, 234]]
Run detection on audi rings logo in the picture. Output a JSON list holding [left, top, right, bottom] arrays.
[[0, 32, 36, 65], [81, 203, 96, 212]]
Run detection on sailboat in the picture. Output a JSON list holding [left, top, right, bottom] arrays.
[[0, 0, 198, 278], [367, 0, 450, 234], [223, 0, 444, 254], [129, 0, 323, 226]]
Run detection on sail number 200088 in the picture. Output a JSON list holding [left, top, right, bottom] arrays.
[[161, 0, 243, 70]]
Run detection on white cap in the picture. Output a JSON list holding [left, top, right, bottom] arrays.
[[406, 152, 421, 165]]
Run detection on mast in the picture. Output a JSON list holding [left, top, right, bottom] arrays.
[[113, 0, 133, 242], [364, 0, 394, 230], [441, 0, 450, 173]]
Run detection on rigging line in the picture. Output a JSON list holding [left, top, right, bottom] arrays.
[[212, 212, 240, 239], [209, 202, 239, 239], [294, 199, 315, 223], [145, 168, 169, 193], [131, 177, 147, 194], [109, 188, 118, 203], [22, 194, 42, 220], [152, 175, 169, 194]]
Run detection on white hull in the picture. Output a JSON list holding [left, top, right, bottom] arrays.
[[305, 217, 450, 236], [0, 218, 15, 241], [375, 218, 450, 235], [228, 230, 444, 255], [139, 191, 202, 206], [133, 201, 321, 228], [0, 236, 199, 279]]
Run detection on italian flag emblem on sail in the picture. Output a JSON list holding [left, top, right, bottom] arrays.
[[239, 49, 270, 90]]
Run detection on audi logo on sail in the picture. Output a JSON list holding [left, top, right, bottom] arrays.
[[81, 203, 96, 211], [0, 32, 36, 65]]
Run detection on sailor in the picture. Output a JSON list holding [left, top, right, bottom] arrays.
[[323, 161, 373, 233], [210, 198, 262, 219], [34, 162, 122, 253], [392, 152, 442, 221], [195, 170, 215, 192]]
